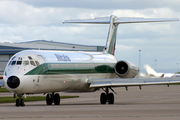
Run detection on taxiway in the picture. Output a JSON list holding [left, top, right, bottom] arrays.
[[0, 85, 180, 120]]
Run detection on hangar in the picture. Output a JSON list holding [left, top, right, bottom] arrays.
[[0, 40, 104, 75]]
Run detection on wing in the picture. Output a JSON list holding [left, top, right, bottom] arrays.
[[88, 77, 180, 88]]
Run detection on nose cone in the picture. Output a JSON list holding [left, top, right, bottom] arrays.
[[7, 76, 20, 89]]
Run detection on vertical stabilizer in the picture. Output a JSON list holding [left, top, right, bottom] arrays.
[[105, 15, 118, 55], [144, 65, 157, 76]]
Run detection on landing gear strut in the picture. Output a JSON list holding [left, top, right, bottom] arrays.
[[15, 94, 25, 107], [100, 87, 114, 104], [46, 92, 60, 105]]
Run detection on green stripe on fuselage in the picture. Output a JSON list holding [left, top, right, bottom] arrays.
[[25, 63, 115, 75]]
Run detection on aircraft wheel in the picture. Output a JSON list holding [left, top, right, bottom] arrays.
[[46, 94, 53, 105], [54, 93, 60, 105], [100, 93, 107, 104], [15, 99, 20, 107], [21, 99, 25, 106], [108, 93, 114, 104], [20, 99, 25, 106]]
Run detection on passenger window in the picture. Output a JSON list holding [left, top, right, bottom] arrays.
[[17, 61, 22, 65], [30, 61, 36, 66], [35, 61, 40, 66], [11, 61, 16, 65], [23, 61, 29, 65]]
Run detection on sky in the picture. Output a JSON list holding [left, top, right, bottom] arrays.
[[0, 0, 180, 73]]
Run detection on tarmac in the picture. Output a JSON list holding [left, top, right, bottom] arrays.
[[0, 85, 180, 120]]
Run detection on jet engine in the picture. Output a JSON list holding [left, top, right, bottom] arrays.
[[114, 60, 139, 78]]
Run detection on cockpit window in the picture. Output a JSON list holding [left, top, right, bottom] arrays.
[[17, 61, 22, 65], [23, 61, 29, 65], [11, 61, 16, 65], [35, 61, 40, 66], [30, 61, 36, 66], [28, 56, 32, 60]]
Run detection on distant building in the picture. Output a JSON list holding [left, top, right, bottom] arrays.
[[0, 40, 104, 75]]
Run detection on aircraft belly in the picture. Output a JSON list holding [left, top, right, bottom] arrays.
[[21, 75, 45, 94], [22, 73, 115, 94], [41, 74, 99, 92]]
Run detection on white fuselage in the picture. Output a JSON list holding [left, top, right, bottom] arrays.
[[3, 50, 117, 94]]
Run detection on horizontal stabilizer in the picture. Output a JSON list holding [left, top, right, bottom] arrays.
[[114, 18, 179, 24], [63, 17, 111, 24], [88, 78, 180, 88], [63, 15, 179, 55], [63, 16, 179, 24]]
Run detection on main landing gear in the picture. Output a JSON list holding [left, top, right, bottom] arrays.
[[15, 94, 25, 107], [100, 87, 116, 104], [46, 92, 60, 105]]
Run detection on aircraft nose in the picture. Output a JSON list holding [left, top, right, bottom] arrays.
[[7, 76, 20, 89]]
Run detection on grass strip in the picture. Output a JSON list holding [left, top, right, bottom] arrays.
[[0, 96, 79, 103], [0, 88, 10, 92]]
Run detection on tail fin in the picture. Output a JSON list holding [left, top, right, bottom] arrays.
[[105, 15, 118, 55], [63, 16, 178, 55], [144, 65, 157, 77]]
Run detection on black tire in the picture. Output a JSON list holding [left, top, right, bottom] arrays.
[[20, 99, 25, 106], [108, 93, 114, 104], [16, 99, 20, 107], [54, 93, 60, 105], [100, 93, 107, 104], [46, 94, 53, 105]]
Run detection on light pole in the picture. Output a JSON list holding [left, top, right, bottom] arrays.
[[72, 46, 75, 51], [139, 50, 141, 71], [155, 60, 157, 71]]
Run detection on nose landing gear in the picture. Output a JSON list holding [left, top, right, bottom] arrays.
[[15, 94, 25, 107]]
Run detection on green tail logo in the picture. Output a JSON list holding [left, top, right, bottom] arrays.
[[105, 16, 118, 55]]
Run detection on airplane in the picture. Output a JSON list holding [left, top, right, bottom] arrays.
[[2, 15, 180, 107], [135, 72, 147, 78], [144, 64, 180, 78]]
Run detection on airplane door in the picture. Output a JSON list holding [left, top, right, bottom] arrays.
[[34, 55, 46, 90], [37, 55, 46, 65], [37, 55, 47, 77]]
